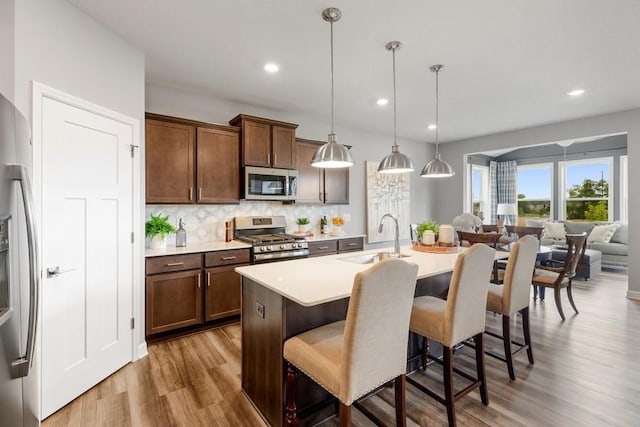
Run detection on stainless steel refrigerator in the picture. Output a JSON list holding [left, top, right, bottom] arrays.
[[0, 93, 40, 426]]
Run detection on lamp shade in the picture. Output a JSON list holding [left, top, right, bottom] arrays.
[[420, 152, 454, 177], [311, 134, 354, 168], [496, 203, 517, 215], [378, 145, 414, 174]]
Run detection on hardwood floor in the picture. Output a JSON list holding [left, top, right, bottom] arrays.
[[43, 270, 639, 426]]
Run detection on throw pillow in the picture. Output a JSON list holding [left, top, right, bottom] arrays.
[[542, 221, 566, 240], [588, 223, 620, 243]]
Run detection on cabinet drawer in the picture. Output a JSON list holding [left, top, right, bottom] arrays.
[[338, 237, 364, 253], [146, 253, 202, 275], [308, 240, 338, 257], [205, 248, 250, 267]]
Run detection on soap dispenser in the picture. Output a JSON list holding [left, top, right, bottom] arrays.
[[176, 218, 187, 247]]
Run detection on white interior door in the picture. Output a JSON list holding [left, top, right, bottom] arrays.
[[39, 96, 134, 418]]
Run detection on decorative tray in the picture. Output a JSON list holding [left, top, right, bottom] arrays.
[[412, 242, 459, 254]]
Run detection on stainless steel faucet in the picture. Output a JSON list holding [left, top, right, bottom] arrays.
[[378, 213, 401, 257]]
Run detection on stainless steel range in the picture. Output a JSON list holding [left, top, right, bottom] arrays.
[[234, 216, 309, 264]]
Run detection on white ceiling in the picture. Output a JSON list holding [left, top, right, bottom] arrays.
[[67, 0, 640, 143]]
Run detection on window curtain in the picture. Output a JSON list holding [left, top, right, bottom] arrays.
[[489, 160, 517, 224]]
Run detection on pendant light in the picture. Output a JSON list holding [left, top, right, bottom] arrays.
[[311, 7, 354, 169], [378, 41, 414, 174], [421, 64, 454, 178]]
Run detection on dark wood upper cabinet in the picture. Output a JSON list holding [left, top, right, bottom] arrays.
[[145, 119, 195, 203], [145, 113, 240, 204], [295, 138, 349, 204], [197, 127, 240, 203], [229, 114, 298, 169]]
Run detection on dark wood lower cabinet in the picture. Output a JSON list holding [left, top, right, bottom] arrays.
[[145, 248, 250, 338], [145, 269, 203, 335], [205, 264, 247, 321]]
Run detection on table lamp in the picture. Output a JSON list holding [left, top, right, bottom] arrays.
[[496, 203, 517, 226]]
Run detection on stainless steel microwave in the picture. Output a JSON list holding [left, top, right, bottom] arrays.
[[244, 166, 298, 201]]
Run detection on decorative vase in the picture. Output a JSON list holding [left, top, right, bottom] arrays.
[[149, 234, 167, 249], [297, 224, 308, 233], [331, 225, 345, 236]]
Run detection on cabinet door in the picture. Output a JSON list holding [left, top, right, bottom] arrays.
[[295, 140, 324, 204], [324, 167, 349, 204], [204, 264, 246, 321], [145, 269, 202, 335], [272, 126, 296, 169], [197, 127, 240, 203], [243, 120, 271, 167], [145, 119, 195, 203]]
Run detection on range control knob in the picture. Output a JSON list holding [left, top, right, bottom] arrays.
[[280, 244, 286, 249], [267, 246, 272, 251], [292, 243, 298, 248]]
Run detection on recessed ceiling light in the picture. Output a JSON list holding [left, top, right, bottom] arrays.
[[264, 63, 279, 73], [568, 89, 585, 97], [428, 124, 437, 130], [376, 98, 389, 106]]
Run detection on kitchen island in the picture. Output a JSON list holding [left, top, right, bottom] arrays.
[[236, 246, 507, 426]]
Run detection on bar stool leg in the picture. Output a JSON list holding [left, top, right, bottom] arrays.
[[395, 375, 407, 427], [474, 333, 489, 405], [443, 346, 456, 426], [339, 403, 352, 427], [502, 315, 515, 380], [422, 337, 429, 371], [285, 363, 299, 426], [521, 307, 534, 364]]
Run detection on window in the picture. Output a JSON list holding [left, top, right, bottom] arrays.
[[517, 163, 552, 221], [620, 155, 628, 223], [559, 157, 613, 222], [471, 165, 490, 222]]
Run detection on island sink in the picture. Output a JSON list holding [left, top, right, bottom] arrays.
[[338, 252, 412, 264]]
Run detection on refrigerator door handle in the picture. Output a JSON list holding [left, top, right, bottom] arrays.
[[7, 164, 40, 379]]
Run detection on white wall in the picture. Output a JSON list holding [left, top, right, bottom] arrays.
[[435, 109, 640, 297], [0, 0, 14, 101], [146, 83, 436, 247], [12, 0, 147, 362]]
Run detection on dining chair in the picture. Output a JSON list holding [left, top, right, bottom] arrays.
[[457, 231, 502, 283], [531, 233, 587, 320], [283, 258, 419, 426], [497, 225, 544, 284], [407, 244, 496, 427], [480, 224, 500, 233], [485, 235, 539, 380]]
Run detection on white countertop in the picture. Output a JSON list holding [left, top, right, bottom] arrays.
[[236, 246, 508, 307], [145, 240, 251, 257]]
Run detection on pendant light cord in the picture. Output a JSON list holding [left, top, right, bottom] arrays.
[[392, 47, 398, 148], [435, 67, 439, 154], [330, 19, 335, 136]]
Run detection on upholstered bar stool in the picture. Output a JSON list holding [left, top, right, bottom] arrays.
[[485, 235, 538, 380], [283, 258, 419, 427], [407, 244, 496, 427]]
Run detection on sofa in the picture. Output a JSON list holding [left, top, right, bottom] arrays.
[[527, 220, 628, 278]]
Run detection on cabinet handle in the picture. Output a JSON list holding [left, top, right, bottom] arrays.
[[267, 153, 271, 165], [189, 187, 193, 201], [207, 272, 211, 287], [347, 243, 357, 246], [198, 188, 202, 201], [274, 153, 277, 164], [166, 262, 184, 267], [221, 256, 237, 261], [197, 273, 201, 288], [318, 246, 329, 250]]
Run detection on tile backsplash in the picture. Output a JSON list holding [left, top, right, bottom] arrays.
[[146, 203, 340, 244]]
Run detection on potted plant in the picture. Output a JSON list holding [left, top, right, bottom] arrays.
[[417, 220, 439, 243], [296, 217, 310, 233], [145, 214, 176, 249]]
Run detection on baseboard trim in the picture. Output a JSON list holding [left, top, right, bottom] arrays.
[[626, 290, 640, 300], [136, 342, 148, 360]]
